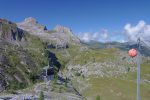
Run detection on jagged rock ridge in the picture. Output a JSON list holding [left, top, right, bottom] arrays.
[[17, 17, 80, 47]]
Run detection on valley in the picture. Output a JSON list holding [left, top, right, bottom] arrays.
[[0, 18, 150, 100]]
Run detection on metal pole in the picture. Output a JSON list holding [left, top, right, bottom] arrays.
[[137, 38, 141, 100]]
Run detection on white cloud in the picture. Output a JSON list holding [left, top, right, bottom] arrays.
[[124, 20, 150, 46], [78, 29, 127, 43], [120, 39, 127, 43], [78, 20, 150, 45], [81, 33, 91, 42], [79, 29, 109, 42]]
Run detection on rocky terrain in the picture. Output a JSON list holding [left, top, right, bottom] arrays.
[[0, 18, 83, 100], [0, 19, 26, 42], [17, 17, 80, 48], [61, 46, 150, 100], [0, 18, 47, 92], [0, 18, 150, 100], [44, 40, 150, 100]]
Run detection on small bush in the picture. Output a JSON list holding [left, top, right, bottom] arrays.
[[75, 72, 81, 76], [82, 75, 85, 79], [59, 87, 62, 93], [65, 80, 67, 87], [96, 95, 101, 100], [7, 82, 27, 90], [29, 72, 38, 83], [38, 91, 44, 100]]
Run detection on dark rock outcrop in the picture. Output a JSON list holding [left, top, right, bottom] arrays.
[[0, 19, 26, 42], [0, 69, 7, 92], [48, 51, 61, 70]]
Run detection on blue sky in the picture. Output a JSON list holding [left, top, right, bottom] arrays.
[[0, 0, 150, 42]]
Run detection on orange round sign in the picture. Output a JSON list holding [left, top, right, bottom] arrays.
[[128, 48, 137, 58]]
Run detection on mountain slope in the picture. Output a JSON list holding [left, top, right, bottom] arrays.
[[0, 18, 150, 100], [44, 40, 150, 99], [0, 18, 48, 92], [61, 42, 150, 100], [0, 18, 83, 100]]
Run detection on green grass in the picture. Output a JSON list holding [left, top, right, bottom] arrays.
[[70, 48, 119, 65], [119, 63, 150, 81], [46, 44, 81, 70], [66, 47, 150, 100], [0, 32, 49, 91], [78, 60, 150, 100], [83, 77, 150, 100]]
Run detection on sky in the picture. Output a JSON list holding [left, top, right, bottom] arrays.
[[0, 0, 150, 43]]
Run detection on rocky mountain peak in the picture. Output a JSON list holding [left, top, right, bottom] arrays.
[[54, 25, 72, 33], [18, 17, 47, 31], [24, 17, 37, 24], [17, 17, 80, 46]]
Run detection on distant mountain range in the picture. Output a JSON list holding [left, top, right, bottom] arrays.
[[82, 40, 150, 57]]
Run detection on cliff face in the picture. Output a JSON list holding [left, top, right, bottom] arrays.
[[0, 19, 26, 42], [17, 17, 80, 47]]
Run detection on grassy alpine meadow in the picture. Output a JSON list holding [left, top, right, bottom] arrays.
[[83, 77, 150, 100], [72, 61, 150, 100], [64, 47, 150, 100]]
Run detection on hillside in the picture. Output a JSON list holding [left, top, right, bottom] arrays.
[[0, 18, 83, 100], [0, 18, 150, 100], [0, 18, 49, 92], [44, 40, 150, 100]]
